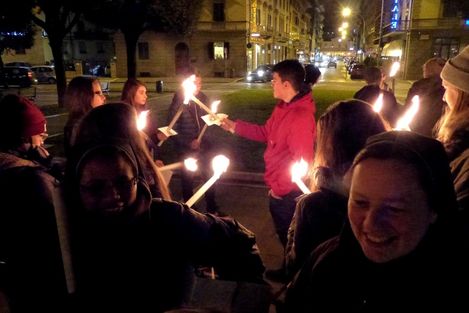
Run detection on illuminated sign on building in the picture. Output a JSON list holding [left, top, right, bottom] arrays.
[[390, 0, 400, 30], [465, 19, 469, 26]]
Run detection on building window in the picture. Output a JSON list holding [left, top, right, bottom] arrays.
[[79, 41, 87, 54], [138, 42, 149, 60], [432, 38, 459, 59], [213, 0, 225, 22], [208, 42, 230, 59], [256, 8, 261, 25], [96, 42, 104, 54]]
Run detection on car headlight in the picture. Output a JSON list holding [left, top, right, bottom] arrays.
[[257, 70, 265, 77], [247, 76, 252, 81]]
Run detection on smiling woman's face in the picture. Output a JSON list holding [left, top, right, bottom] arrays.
[[79, 152, 137, 216], [348, 158, 437, 263]]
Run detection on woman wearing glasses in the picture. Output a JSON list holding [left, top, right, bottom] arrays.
[[64, 102, 265, 313], [63, 76, 106, 157]]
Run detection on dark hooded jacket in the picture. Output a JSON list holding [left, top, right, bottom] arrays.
[[66, 142, 265, 313], [284, 131, 469, 312], [0, 152, 69, 313], [405, 76, 445, 137], [285, 167, 348, 279]]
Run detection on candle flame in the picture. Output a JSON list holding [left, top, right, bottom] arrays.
[[136, 110, 150, 130], [395, 95, 420, 131], [291, 159, 309, 182], [389, 61, 400, 77], [182, 75, 196, 104], [373, 93, 384, 113], [211, 100, 220, 113], [184, 157, 198, 172], [212, 155, 230, 176]]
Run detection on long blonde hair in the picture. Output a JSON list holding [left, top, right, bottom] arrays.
[[436, 86, 469, 144]]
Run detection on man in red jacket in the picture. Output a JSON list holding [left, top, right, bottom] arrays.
[[221, 59, 316, 253]]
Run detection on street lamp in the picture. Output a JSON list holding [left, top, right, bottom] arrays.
[[342, 7, 366, 59]]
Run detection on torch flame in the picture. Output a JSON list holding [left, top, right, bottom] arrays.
[[373, 93, 384, 113], [136, 110, 150, 131], [389, 61, 400, 78], [291, 159, 309, 182], [211, 100, 220, 113], [395, 95, 420, 131], [182, 75, 196, 104], [212, 155, 230, 177], [184, 157, 198, 172]]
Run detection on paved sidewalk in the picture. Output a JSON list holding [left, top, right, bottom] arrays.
[[169, 171, 284, 313]]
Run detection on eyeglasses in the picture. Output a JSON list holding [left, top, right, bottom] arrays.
[[80, 177, 138, 196], [40, 133, 49, 140], [94, 91, 105, 96]]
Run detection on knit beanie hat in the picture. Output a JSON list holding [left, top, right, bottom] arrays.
[[352, 131, 458, 217], [0, 94, 46, 139], [441, 45, 469, 93]]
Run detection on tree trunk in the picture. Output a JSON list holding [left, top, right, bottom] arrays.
[[124, 32, 139, 78], [48, 34, 67, 108]]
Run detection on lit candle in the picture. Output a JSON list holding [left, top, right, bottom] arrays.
[[373, 93, 383, 113], [136, 110, 150, 131], [395, 95, 420, 131], [389, 61, 400, 78], [186, 155, 230, 208], [182, 75, 218, 119], [158, 157, 198, 172], [291, 159, 311, 194], [389, 61, 400, 94], [158, 158, 198, 186], [197, 100, 220, 143], [157, 76, 197, 146]]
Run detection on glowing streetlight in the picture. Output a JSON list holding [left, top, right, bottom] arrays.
[[342, 7, 351, 17]]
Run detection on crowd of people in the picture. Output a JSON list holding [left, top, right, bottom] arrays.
[[2, 45, 469, 313]]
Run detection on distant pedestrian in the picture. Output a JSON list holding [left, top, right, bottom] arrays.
[[304, 64, 321, 87], [63, 76, 106, 157], [405, 57, 446, 137], [284, 131, 469, 312], [121, 78, 164, 165], [221, 60, 316, 282], [167, 69, 221, 214], [436, 45, 469, 217], [354, 66, 400, 127], [284, 99, 388, 280]]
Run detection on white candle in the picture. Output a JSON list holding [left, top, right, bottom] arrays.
[[158, 161, 183, 172], [395, 95, 420, 131], [186, 155, 229, 207], [191, 95, 218, 120], [291, 159, 311, 194], [373, 93, 383, 113], [167, 105, 184, 130], [389, 61, 400, 78], [158, 158, 198, 172]]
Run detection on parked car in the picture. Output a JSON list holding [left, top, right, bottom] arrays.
[[349, 63, 365, 79], [327, 61, 337, 68], [0, 66, 37, 87], [246, 64, 274, 83], [31, 65, 56, 84], [5, 62, 32, 68]]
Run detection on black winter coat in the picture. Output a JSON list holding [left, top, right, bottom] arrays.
[[71, 183, 265, 313]]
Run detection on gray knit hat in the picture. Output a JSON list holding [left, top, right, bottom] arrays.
[[441, 45, 469, 93]]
